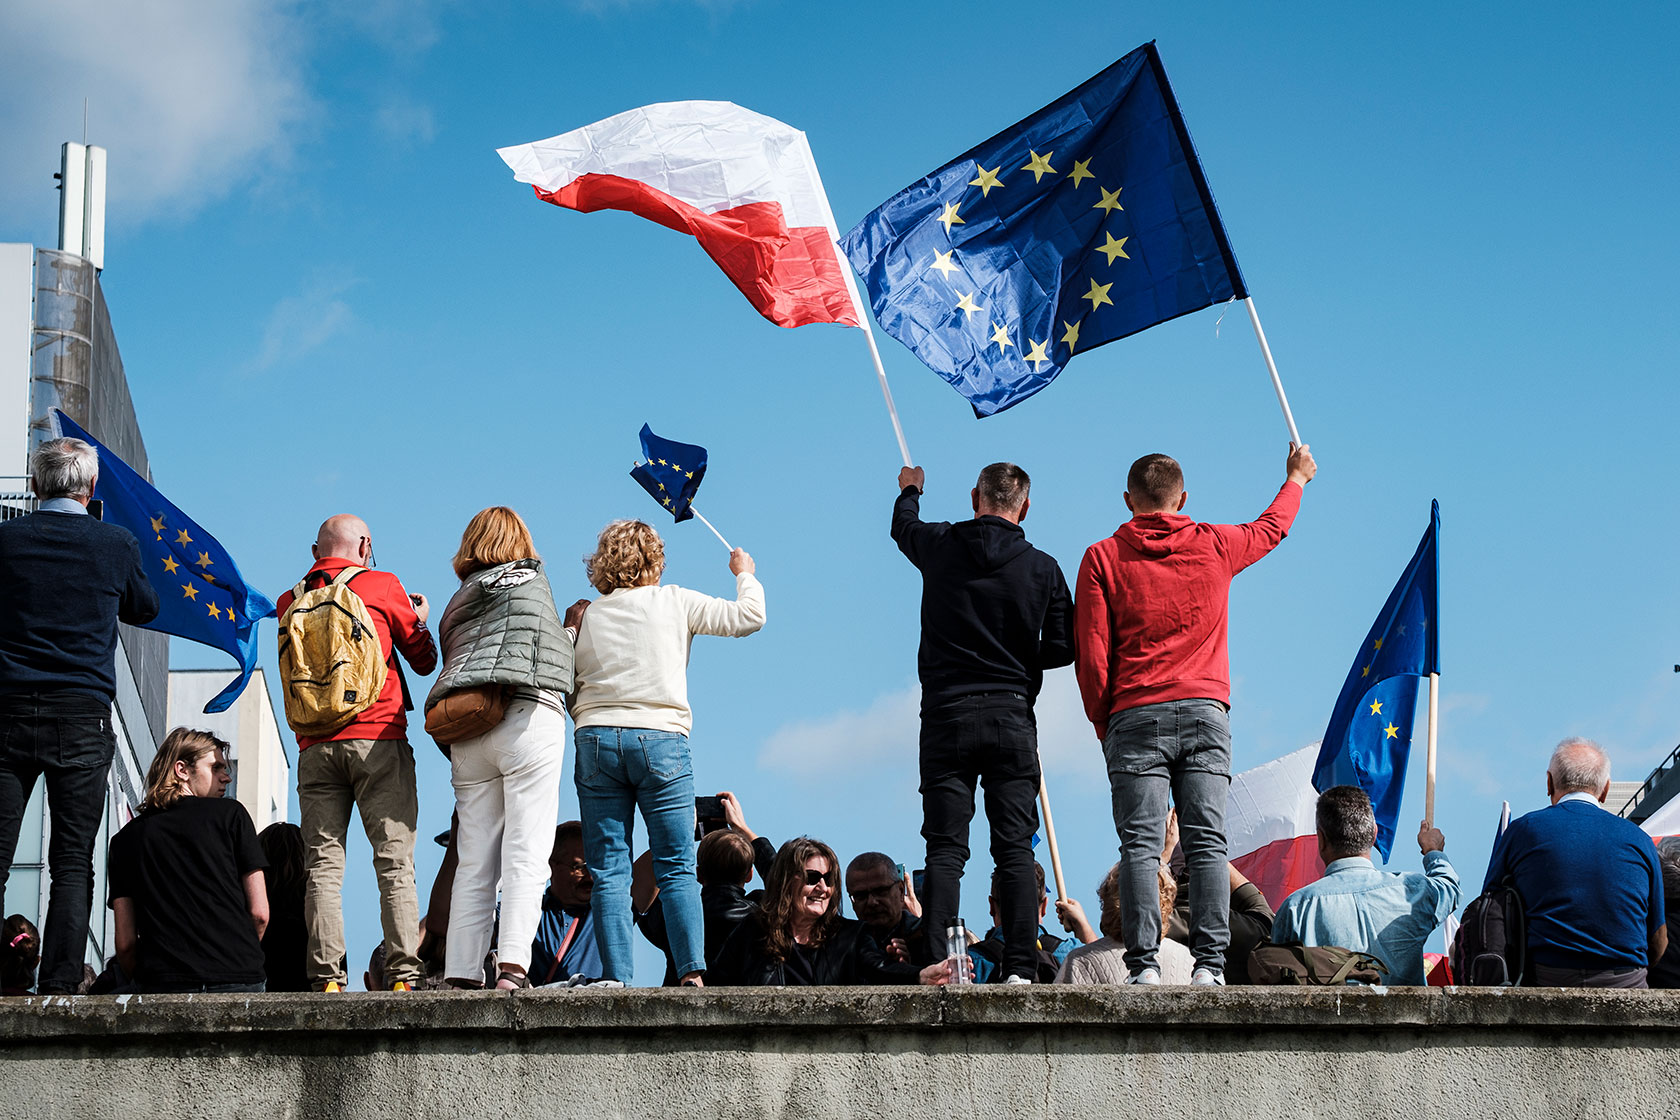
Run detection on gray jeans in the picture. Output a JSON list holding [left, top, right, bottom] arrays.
[[1103, 699, 1232, 974]]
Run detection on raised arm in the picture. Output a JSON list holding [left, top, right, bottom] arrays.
[[1417, 822, 1462, 922], [1216, 444, 1314, 575], [386, 576, 439, 674], [681, 551, 766, 637], [890, 467, 935, 566]]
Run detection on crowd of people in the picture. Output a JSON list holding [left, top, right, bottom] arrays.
[[0, 435, 1674, 996]]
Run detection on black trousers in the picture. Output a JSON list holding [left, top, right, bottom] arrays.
[[919, 692, 1041, 982], [0, 693, 115, 993]]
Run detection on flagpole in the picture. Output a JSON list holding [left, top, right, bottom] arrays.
[[1243, 297, 1303, 447], [689, 508, 732, 552], [1424, 672, 1440, 826], [1038, 777, 1068, 902], [793, 132, 914, 468]]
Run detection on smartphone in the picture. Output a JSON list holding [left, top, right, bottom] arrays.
[[912, 868, 925, 898], [694, 795, 727, 841]]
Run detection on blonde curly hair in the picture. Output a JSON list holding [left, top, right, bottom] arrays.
[[585, 519, 665, 593]]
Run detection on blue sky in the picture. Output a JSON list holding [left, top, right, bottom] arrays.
[[4, 1, 1678, 983]]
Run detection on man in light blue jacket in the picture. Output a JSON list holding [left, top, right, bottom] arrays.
[[1271, 785, 1460, 984]]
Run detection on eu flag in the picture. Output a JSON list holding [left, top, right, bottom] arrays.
[[629, 424, 708, 522], [840, 41, 1246, 417], [55, 411, 276, 713], [1313, 502, 1441, 861]]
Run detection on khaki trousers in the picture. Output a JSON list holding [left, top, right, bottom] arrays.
[[298, 738, 422, 987]]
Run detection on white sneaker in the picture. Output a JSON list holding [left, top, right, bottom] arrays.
[[1002, 975, 1032, 986], [1190, 967, 1226, 987], [582, 979, 625, 989], [1125, 967, 1161, 986]]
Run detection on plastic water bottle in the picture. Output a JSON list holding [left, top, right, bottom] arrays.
[[945, 920, 971, 985]]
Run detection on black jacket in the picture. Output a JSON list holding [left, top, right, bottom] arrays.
[[0, 509, 159, 701], [711, 913, 922, 987], [637, 835, 777, 984], [891, 488, 1073, 706]]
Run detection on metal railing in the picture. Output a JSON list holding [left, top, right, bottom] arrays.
[[0, 479, 35, 522], [1619, 740, 1680, 819]]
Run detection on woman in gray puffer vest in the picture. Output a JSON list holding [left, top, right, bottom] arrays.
[[428, 507, 573, 990]]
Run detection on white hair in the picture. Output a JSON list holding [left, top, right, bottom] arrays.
[[1548, 737, 1611, 795], [30, 437, 99, 500]]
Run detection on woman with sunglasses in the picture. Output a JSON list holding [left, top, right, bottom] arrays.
[[711, 838, 960, 986]]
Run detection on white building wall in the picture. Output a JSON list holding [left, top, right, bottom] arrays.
[[0, 245, 32, 477]]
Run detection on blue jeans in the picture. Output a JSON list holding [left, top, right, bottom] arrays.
[[1103, 699, 1232, 974], [572, 727, 703, 982]]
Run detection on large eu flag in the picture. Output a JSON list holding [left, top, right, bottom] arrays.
[[840, 41, 1247, 417], [1314, 502, 1441, 861], [56, 411, 276, 713], [629, 424, 708, 522]]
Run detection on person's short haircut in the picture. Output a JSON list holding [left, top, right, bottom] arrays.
[[30, 437, 98, 500], [1316, 785, 1377, 859], [991, 860, 1047, 901], [1095, 862, 1124, 941], [697, 830, 755, 887], [1126, 453, 1184, 510], [553, 820, 584, 857], [845, 852, 898, 881], [585, 519, 665, 593], [452, 506, 538, 579], [975, 462, 1030, 514], [1548, 737, 1611, 795]]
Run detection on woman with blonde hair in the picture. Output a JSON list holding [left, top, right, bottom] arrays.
[[107, 728, 269, 992], [427, 506, 574, 990], [569, 519, 765, 986]]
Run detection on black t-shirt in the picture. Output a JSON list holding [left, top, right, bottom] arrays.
[[782, 942, 819, 986], [108, 797, 267, 987]]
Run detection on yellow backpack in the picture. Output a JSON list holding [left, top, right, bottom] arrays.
[[277, 567, 388, 737]]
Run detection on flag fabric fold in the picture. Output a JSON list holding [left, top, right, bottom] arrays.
[[498, 101, 858, 329], [630, 424, 708, 523], [1313, 501, 1442, 861], [1226, 743, 1325, 910], [55, 411, 276, 713], [840, 40, 1246, 417]]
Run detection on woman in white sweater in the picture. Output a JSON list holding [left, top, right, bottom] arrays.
[[570, 519, 765, 986]]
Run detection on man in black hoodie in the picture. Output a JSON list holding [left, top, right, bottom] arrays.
[[892, 462, 1074, 983]]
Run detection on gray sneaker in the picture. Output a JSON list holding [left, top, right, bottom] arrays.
[[1002, 975, 1032, 986], [1190, 967, 1226, 987], [1125, 967, 1161, 986]]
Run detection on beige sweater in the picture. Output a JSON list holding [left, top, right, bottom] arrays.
[[1054, 935, 1195, 985], [570, 573, 766, 735]]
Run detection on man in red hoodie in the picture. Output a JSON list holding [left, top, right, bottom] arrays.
[[277, 514, 438, 992], [1075, 444, 1316, 986]]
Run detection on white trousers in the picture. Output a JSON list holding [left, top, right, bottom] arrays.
[[444, 697, 566, 977]]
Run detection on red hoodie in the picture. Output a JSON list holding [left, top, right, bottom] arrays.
[[1074, 482, 1301, 737]]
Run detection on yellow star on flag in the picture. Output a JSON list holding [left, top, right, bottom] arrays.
[[1060, 319, 1081, 352], [150, 515, 165, 539], [661, 497, 672, 508], [181, 583, 199, 601], [1361, 665, 1370, 678], [1097, 232, 1130, 264], [1023, 339, 1050, 370], [954, 291, 983, 319], [929, 249, 960, 279], [161, 555, 180, 575], [1068, 159, 1094, 188], [1373, 638, 1384, 651], [1369, 700, 1383, 716], [1020, 150, 1056, 182], [672, 464, 683, 473], [1384, 722, 1400, 740], [175, 528, 193, 546], [1093, 186, 1124, 214], [968, 165, 1004, 197], [684, 471, 694, 480], [207, 603, 221, 620], [988, 322, 1013, 352], [196, 551, 214, 568], [937, 202, 964, 234], [1081, 278, 1114, 311], [657, 458, 668, 466]]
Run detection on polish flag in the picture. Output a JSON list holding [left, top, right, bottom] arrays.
[[1227, 744, 1326, 910], [1642, 794, 1680, 843], [497, 101, 860, 329]]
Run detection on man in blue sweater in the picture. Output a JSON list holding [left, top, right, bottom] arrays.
[[1485, 738, 1668, 987], [0, 436, 158, 992]]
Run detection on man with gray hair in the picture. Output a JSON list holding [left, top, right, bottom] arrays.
[[1270, 786, 1459, 984], [0, 436, 158, 992], [1483, 738, 1668, 987]]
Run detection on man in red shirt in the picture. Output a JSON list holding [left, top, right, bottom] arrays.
[[277, 514, 437, 992], [1075, 444, 1316, 986]]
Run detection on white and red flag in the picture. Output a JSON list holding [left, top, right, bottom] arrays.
[[1226, 744, 1326, 910], [497, 101, 860, 329], [1642, 794, 1680, 844]]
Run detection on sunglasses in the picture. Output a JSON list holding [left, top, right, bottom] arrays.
[[802, 868, 836, 887], [848, 883, 901, 904]]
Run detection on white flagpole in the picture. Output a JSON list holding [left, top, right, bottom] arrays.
[[1425, 672, 1440, 826], [794, 132, 914, 467], [1243, 297, 1303, 447], [689, 507, 732, 552]]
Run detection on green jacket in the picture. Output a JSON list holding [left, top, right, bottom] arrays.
[[425, 558, 573, 710]]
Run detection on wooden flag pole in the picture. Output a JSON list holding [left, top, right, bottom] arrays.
[[1243, 297, 1303, 447], [1424, 672, 1440, 826], [1038, 777, 1068, 902], [689, 507, 732, 552]]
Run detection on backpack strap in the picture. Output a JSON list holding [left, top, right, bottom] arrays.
[[330, 565, 368, 587]]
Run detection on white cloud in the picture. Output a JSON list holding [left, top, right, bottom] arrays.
[[375, 97, 437, 145], [757, 668, 1105, 784], [250, 277, 356, 371], [0, 0, 312, 228]]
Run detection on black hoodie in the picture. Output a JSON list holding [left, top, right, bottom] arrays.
[[892, 487, 1074, 707]]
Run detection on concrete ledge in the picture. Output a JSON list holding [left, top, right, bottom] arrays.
[[3, 988, 1676, 1119]]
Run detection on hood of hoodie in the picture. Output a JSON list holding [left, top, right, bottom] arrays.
[[952, 515, 1034, 571], [1115, 512, 1198, 557]]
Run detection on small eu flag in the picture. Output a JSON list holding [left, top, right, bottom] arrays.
[[1313, 502, 1441, 861], [841, 41, 1247, 417], [55, 411, 276, 713], [629, 424, 708, 523]]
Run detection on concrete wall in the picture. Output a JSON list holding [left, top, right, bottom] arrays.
[[2, 987, 1675, 1120]]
